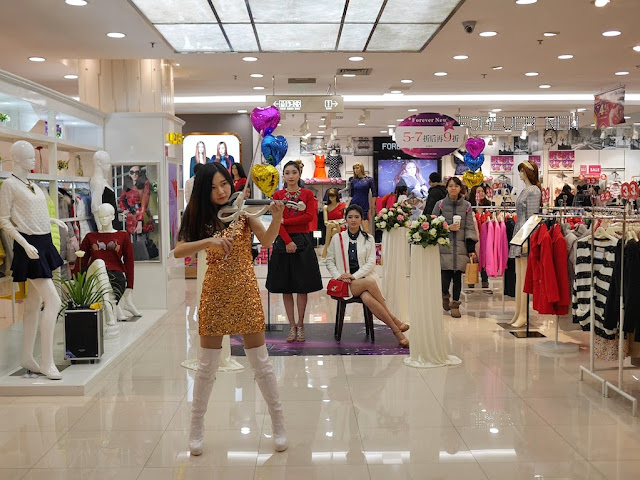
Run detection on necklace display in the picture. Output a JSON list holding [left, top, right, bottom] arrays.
[[12, 174, 35, 194], [284, 188, 301, 214]]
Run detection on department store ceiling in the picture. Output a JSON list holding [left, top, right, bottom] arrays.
[[127, 0, 463, 53], [0, 0, 640, 136]]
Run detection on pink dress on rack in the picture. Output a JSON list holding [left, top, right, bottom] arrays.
[[485, 221, 496, 277]]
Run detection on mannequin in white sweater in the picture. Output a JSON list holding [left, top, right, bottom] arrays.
[[0, 141, 68, 380]]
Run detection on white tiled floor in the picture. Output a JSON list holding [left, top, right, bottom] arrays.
[[2, 276, 640, 480]]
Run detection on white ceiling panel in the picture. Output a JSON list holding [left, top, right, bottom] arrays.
[[257, 24, 340, 51], [338, 24, 374, 51], [210, 0, 251, 23], [344, 0, 385, 22], [223, 24, 259, 51], [130, 0, 217, 24], [367, 24, 438, 51], [156, 24, 229, 52], [379, 0, 461, 23], [249, 0, 346, 23]]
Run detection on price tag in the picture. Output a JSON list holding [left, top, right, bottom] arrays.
[[604, 191, 612, 202], [541, 187, 550, 204], [578, 174, 585, 181], [600, 193, 606, 202], [630, 181, 639, 200], [600, 173, 607, 180], [621, 182, 630, 199]]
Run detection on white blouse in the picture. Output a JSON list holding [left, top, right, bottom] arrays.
[[0, 176, 52, 237]]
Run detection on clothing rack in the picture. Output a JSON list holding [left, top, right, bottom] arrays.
[[578, 206, 639, 416]]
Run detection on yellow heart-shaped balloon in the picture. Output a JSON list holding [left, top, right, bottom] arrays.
[[251, 164, 279, 197], [462, 170, 484, 188]]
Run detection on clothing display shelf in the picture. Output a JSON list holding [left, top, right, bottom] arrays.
[[578, 206, 639, 417]]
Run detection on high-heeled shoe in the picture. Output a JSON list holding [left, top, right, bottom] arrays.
[[393, 330, 409, 348], [285, 326, 297, 343], [393, 317, 410, 332]]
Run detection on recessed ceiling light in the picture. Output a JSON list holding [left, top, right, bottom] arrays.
[[358, 122, 366, 126], [492, 108, 503, 112], [237, 109, 247, 113], [492, 66, 503, 70], [616, 71, 630, 75], [318, 130, 325, 133], [319, 124, 327, 128], [577, 108, 587, 112], [515, 0, 537, 4], [479, 31, 498, 37], [400, 79, 413, 83], [253, 86, 264, 90], [525, 72, 539, 76], [408, 108, 418, 112], [539, 84, 552, 88], [543, 32, 558, 37], [434, 72, 448, 76], [390, 90, 402, 94], [380, 130, 387, 133], [634, 45, 640, 52], [595, 0, 610, 6], [242, 56, 258, 62], [175, 63, 180, 66], [28, 56, 45, 62], [396, 118, 404, 122], [602, 30, 621, 37], [387, 124, 395, 128], [624, 116, 631, 119], [558, 54, 574, 59], [250, 73, 263, 78], [349, 56, 364, 62], [107, 32, 125, 38], [65, 0, 88, 5], [64, 74, 78, 79], [342, 73, 356, 77], [591, 124, 596, 127], [453, 55, 469, 60]]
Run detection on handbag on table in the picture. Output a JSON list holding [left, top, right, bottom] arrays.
[[326, 234, 350, 298]]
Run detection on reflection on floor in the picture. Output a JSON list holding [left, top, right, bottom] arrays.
[[0, 277, 639, 480]]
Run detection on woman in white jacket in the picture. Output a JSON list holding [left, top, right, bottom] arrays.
[[326, 204, 410, 347]]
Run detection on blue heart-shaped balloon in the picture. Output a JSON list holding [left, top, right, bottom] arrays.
[[261, 134, 288, 166], [464, 152, 485, 172]]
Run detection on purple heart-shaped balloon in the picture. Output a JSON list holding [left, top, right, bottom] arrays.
[[465, 137, 485, 160], [251, 106, 281, 136]]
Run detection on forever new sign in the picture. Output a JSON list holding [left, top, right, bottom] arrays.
[[266, 96, 344, 113]]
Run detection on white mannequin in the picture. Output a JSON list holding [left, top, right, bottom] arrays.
[[0, 141, 68, 380], [90, 151, 116, 228], [93, 203, 141, 319], [511, 168, 533, 328]]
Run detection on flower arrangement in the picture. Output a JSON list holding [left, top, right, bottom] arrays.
[[0, 113, 9, 123], [406, 214, 451, 248], [374, 201, 413, 232]]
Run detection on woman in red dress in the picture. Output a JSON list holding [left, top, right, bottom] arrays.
[[322, 187, 346, 259]]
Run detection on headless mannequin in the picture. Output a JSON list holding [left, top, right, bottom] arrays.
[[90, 151, 117, 229], [511, 169, 536, 328], [0, 141, 67, 380]]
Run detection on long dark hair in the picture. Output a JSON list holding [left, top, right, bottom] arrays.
[[344, 204, 370, 241], [326, 187, 340, 205], [232, 162, 247, 179], [283, 160, 301, 174], [178, 163, 234, 242]]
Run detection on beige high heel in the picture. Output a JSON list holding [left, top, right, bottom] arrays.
[[286, 326, 297, 343]]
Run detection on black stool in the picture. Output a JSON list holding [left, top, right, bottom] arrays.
[[331, 296, 375, 342]]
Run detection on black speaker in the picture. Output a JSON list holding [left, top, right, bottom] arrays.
[[64, 309, 104, 361]]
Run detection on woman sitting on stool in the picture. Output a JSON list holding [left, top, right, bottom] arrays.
[[325, 204, 410, 347]]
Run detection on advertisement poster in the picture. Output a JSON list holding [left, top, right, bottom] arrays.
[[549, 150, 575, 169], [396, 113, 464, 159], [594, 86, 625, 129], [168, 163, 178, 251], [376, 159, 438, 198], [183, 133, 241, 185]]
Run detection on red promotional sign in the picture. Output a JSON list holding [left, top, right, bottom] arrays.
[[580, 165, 602, 177], [621, 183, 631, 200], [485, 187, 494, 199], [630, 181, 639, 200], [541, 187, 550, 204], [600, 193, 607, 202], [594, 86, 626, 129]]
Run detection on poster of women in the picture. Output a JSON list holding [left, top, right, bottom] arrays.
[[183, 133, 242, 186], [376, 159, 438, 198]]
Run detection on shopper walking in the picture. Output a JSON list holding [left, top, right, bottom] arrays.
[[174, 163, 287, 456], [266, 160, 323, 342], [433, 177, 478, 318], [422, 172, 447, 218], [326, 204, 409, 347]]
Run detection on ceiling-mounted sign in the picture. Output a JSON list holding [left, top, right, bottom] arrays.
[[395, 113, 464, 159], [266, 95, 343, 113]]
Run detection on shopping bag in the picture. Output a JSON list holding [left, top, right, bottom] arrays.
[[465, 257, 479, 285]]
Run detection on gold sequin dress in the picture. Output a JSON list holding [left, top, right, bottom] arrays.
[[198, 215, 265, 336]]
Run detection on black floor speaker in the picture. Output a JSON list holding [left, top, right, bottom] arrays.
[[64, 308, 104, 361]]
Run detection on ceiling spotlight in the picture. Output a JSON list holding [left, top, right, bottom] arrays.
[[342, 73, 356, 77], [624, 116, 631, 119], [106, 32, 126, 38], [539, 84, 552, 88], [525, 72, 539, 76], [515, 0, 537, 4], [634, 45, 640, 52], [408, 108, 418, 112], [387, 124, 395, 128], [577, 108, 587, 112], [487, 136, 495, 146], [64, 74, 78, 79], [558, 54, 574, 59], [400, 79, 413, 83], [358, 112, 366, 126], [602, 30, 621, 36], [318, 130, 325, 134], [380, 130, 387, 133], [349, 56, 364, 62], [396, 118, 404, 122], [615, 71, 630, 75], [242, 56, 258, 62], [65, 0, 88, 5], [253, 86, 264, 90], [453, 55, 469, 60], [479, 31, 498, 37], [434, 72, 448, 76], [520, 129, 528, 139], [250, 73, 263, 78], [492, 108, 503, 112], [595, 0, 610, 6], [492, 66, 503, 70], [543, 32, 558, 37], [319, 124, 327, 128], [358, 121, 366, 126], [28, 56, 46, 62], [390, 90, 402, 94], [237, 109, 247, 113]]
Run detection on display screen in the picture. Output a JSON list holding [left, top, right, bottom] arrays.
[[376, 159, 439, 198]]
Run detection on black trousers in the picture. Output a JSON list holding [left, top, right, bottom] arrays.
[[481, 267, 488, 284], [441, 270, 462, 301]]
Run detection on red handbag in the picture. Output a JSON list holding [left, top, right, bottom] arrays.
[[326, 234, 350, 298]]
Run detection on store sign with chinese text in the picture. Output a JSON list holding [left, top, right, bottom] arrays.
[[395, 113, 464, 159], [457, 115, 576, 132], [266, 95, 343, 113]]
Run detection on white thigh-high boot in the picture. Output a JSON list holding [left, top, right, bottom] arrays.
[[244, 344, 287, 452], [189, 347, 222, 456], [30, 279, 62, 380], [21, 287, 42, 373]]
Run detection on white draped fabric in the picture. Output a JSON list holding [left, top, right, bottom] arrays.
[[381, 228, 410, 324], [404, 245, 462, 369]]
